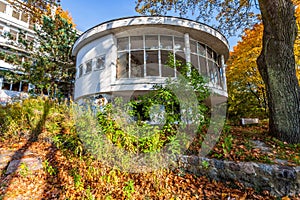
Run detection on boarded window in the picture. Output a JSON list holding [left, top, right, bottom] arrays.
[[95, 56, 105, 70], [85, 60, 93, 74]]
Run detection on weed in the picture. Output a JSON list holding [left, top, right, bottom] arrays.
[[43, 159, 57, 176], [70, 168, 84, 191], [123, 179, 135, 199], [19, 162, 29, 177], [222, 134, 233, 156], [201, 160, 209, 169], [85, 186, 95, 200]]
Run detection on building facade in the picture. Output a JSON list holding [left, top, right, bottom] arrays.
[[0, 0, 35, 102], [72, 16, 229, 102]]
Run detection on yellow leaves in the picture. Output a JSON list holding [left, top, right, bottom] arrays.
[[55, 6, 75, 27]]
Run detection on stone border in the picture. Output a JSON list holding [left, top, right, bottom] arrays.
[[176, 155, 300, 197]]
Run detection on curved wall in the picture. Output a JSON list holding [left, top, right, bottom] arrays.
[[72, 16, 229, 101]]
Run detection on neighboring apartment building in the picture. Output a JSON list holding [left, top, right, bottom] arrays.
[[0, 0, 35, 102], [72, 16, 229, 104]]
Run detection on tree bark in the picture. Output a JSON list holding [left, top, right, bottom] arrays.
[[257, 0, 300, 143]]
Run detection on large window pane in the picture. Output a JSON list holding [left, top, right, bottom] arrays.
[[117, 37, 129, 51], [117, 52, 129, 79], [161, 50, 175, 77], [160, 35, 173, 50], [145, 35, 158, 49], [130, 36, 143, 50], [190, 40, 197, 54], [131, 51, 144, 77], [208, 60, 216, 83], [198, 43, 206, 56], [207, 47, 213, 59], [191, 54, 199, 71], [199, 56, 207, 76], [213, 51, 218, 62], [175, 52, 185, 76], [146, 50, 159, 76], [174, 37, 184, 51]]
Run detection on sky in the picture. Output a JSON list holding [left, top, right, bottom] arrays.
[[60, 0, 239, 50]]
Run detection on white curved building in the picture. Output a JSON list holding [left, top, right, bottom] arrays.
[[72, 16, 229, 102]]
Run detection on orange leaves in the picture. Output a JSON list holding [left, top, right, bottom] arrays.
[[55, 6, 75, 27]]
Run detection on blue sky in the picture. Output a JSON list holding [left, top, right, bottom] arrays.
[[60, 0, 239, 50]]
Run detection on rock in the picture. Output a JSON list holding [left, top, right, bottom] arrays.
[[5, 157, 43, 175]]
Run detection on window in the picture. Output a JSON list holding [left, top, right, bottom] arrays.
[[191, 54, 199, 71], [12, 10, 20, 20], [78, 64, 83, 78], [161, 50, 175, 77], [207, 47, 213, 59], [197, 43, 206, 56], [174, 37, 184, 51], [29, 21, 34, 30], [95, 56, 105, 70], [117, 37, 129, 50], [116, 35, 188, 78], [145, 35, 158, 49], [0, 2, 6, 13], [130, 36, 143, 50], [190, 40, 197, 54], [117, 52, 129, 79], [21, 12, 29, 23], [12, 82, 20, 91], [10, 30, 18, 41], [160, 35, 173, 50], [27, 35, 34, 43], [85, 60, 93, 74], [131, 51, 144, 77], [146, 50, 159, 76], [2, 78, 11, 90], [199, 56, 207, 76], [21, 81, 29, 92], [0, 25, 3, 36]]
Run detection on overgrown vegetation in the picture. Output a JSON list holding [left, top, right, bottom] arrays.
[[1, 97, 299, 199]]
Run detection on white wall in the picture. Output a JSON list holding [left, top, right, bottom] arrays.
[[74, 34, 116, 100]]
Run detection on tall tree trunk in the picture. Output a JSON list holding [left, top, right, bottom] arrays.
[[257, 0, 300, 144]]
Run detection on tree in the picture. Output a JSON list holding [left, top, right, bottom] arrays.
[[0, 3, 77, 98], [227, 13, 300, 121], [226, 24, 267, 120], [16, 9, 77, 97], [135, 0, 300, 144]]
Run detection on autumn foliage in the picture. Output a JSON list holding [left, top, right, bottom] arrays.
[[226, 3, 300, 120]]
